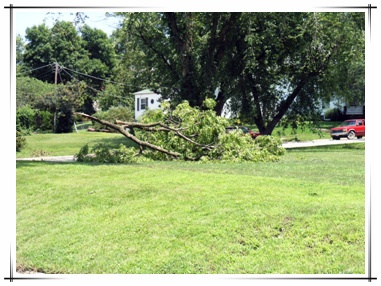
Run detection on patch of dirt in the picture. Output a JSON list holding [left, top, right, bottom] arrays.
[[316, 128, 331, 133], [16, 265, 45, 274]]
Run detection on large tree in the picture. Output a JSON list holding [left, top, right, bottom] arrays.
[[22, 21, 88, 82], [21, 20, 118, 114], [230, 12, 365, 135], [113, 12, 243, 112], [113, 12, 364, 134]]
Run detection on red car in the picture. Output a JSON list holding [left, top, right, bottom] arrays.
[[225, 126, 260, 139], [330, 119, 365, 140]]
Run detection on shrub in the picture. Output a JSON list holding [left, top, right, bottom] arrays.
[[37, 110, 53, 131], [55, 108, 75, 133], [33, 82, 86, 133], [16, 128, 27, 152], [75, 144, 151, 163], [324, 108, 344, 121], [16, 106, 38, 130], [92, 106, 134, 131], [16, 76, 55, 108]]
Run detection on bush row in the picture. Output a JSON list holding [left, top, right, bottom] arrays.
[[324, 108, 344, 121], [91, 106, 134, 131], [16, 106, 53, 132]]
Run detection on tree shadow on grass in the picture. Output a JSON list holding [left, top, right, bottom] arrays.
[[16, 160, 141, 169], [87, 136, 139, 149]]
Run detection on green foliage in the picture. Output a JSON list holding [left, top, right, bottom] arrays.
[[254, 136, 286, 157], [33, 82, 86, 133], [324, 108, 344, 121], [16, 77, 87, 133], [36, 110, 54, 131], [16, 106, 38, 130], [112, 12, 243, 108], [16, 77, 56, 108], [98, 83, 134, 111], [22, 22, 88, 83], [16, 34, 25, 66], [75, 143, 151, 163], [75, 143, 90, 162], [16, 126, 27, 152], [92, 106, 134, 131], [136, 99, 284, 162], [112, 12, 364, 135], [21, 20, 117, 113], [229, 12, 364, 135], [277, 113, 326, 142]]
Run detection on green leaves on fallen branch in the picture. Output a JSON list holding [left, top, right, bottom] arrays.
[[76, 99, 285, 163]]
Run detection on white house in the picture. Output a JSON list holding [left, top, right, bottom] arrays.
[[321, 99, 365, 120], [134, 89, 162, 120], [133, 88, 233, 120]]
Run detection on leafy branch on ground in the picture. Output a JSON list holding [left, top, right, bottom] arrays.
[[76, 99, 285, 163]]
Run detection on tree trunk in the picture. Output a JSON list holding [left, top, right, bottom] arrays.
[[214, 89, 225, 116], [253, 78, 308, 135]]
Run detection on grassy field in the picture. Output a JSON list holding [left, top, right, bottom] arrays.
[[16, 130, 137, 158], [249, 121, 342, 142], [16, 143, 365, 274]]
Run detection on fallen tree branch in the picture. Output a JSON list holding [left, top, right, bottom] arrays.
[[75, 113, 183, 159], [115, 120, 215, 150]]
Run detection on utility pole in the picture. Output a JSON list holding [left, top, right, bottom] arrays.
[[55, 62, 58, 85], [53, 62, 58, 133]]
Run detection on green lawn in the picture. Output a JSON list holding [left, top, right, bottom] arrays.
[[16, 143, 365, 274], [16, 130, 137, 158], [249, 121, 342, 142]]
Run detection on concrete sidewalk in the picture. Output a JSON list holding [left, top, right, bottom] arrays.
[[16, 155, 76, 162], [282, 138, 365, 148]]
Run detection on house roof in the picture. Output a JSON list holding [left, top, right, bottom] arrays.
[[133, 89, 154, 95]]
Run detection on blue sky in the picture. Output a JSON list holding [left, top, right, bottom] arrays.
[[16, 11, 121, 39]]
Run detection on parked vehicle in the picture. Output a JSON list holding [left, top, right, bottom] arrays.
[[330, 119, 365, 140], [225, 126, 260, 139]]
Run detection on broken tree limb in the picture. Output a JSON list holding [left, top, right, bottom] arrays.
[[115, 120, 214, 150], [75, 112, 183, 159]]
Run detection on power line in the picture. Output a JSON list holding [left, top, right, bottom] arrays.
[[60, 65, 150, 90], [62, 65, 126, 86], [62, 68, 132, 100], [16, 63, 54, 75], [17, 62, 161, 92], [33, 69, 55, 80]]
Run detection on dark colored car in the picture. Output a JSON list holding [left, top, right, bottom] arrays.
[[225, 126, 260, 139], [330, 119, 365, 140]]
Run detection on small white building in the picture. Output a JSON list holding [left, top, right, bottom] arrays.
[[134, 89, 162, 120], [133, 88, 233, 120]]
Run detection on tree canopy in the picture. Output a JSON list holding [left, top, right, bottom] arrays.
[[20, 20, 118, 114], [17, 12, 365, 135], [111, 12, 365, 134]]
